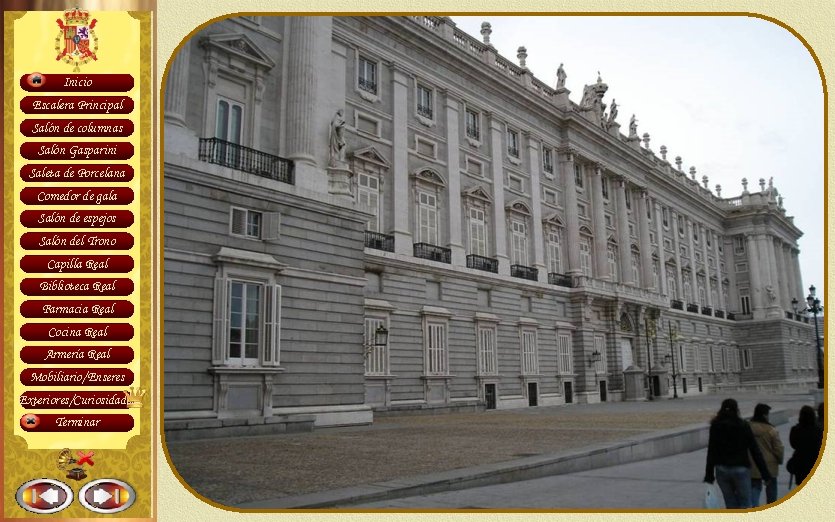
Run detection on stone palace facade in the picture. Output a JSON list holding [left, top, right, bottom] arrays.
[[163, 15, 818, 439]]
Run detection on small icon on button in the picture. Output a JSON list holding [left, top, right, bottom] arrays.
[[79, 478, 135, 513], [25, 72, 45, 88], [20, 413, 40, 430], [16, 478, 73, 514]]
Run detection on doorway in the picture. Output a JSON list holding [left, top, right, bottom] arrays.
[[564, 381, 573, 404], [528, 382, 538, 406], [698, 377, 703, 392], [682, 377, 688, 394], [620, 338, 634, 370], [652, 375, 661, 397], [599, 380, 608, 402], [484, 383, 496, 410]]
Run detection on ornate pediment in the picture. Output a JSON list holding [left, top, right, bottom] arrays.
[[411, 168, 446, 187], [200, 33, 276, 70], [505, 199, 531, 216], [462, 185, 492, 203], [542, 212, 565, 227], [352, 146, 390, 168]]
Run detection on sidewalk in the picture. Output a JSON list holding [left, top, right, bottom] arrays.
[[164, 391, 815, 509]]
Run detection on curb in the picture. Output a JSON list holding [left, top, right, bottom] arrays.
[[237, 408, 790, 508]]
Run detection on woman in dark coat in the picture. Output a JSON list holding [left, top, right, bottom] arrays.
[[788, 405, 823, 485], [704, 398, 772, 508]]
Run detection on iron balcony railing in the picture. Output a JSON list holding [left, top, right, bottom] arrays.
[[548, 272, 572, 287], [417, 104, 433, 119], [511, 264, 538, 281], [198, 138, 294, 185], [466, 124, 480, 140], [414, 243, 451, 264], [466, 254, 498, 273], [727, 312, 736, 321], [701, 306, 713, 316], [714, 309, 725, 319], [365, 231, 394, 252], [671, 299, 684, 310], [358, 77, 377, 94], [686, 303, 700, 313]]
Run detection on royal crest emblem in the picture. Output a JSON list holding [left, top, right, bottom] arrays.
[[55, 7, 98, 72]]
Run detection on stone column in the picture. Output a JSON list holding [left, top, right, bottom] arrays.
[[701, 225, 712, 308], [489, 115, 509, 273], [791, 248, 804, 302], [686, 219, 698, 305], [746, 234, 763, 315], [591, 165, 609, 280], [444, 93, 465, 265], [765, 236, 782, 314], [654, 201, 667, 295], [784, 245, 799, 303], [615, 178, 632, 284], [164, 39, 190, 126], [671, 212, 684, 301], [713, 232, 726, 312], [391, 66, 412, 255], [527, 136, 546, 281], [774, 240, 789, 312], [561, 150, 581, 274], [284, 16, 332, 192], [637, 191, 653, 289]]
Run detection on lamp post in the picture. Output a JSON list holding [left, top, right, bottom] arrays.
[[644, 315, 657, 401], [792, 285, 823, 389], [666, 323, 680, 399]]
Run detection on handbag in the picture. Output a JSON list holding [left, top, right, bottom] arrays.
[[703, 483, 722, 509]]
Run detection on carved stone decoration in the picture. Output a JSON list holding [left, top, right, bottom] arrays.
[[480, 22, 492, 45], [556, 62, 567, 89], [619, 312, 634, 332], [327, 109, 353, 197], [628, 114, 638, 139], [765, 285, 777, 302], [584, 296, 595, 321]]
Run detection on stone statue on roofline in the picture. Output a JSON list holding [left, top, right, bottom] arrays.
[[556, 63, 567, 89], [628, 114, 638, 139]]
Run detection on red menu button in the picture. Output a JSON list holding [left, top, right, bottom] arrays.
[[16, 478, 73, 514], [80, 479, 136, 514]]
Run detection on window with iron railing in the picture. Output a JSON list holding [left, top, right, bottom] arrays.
[[198, 138, 294, 185], [465, 108, 480, 141], [358, 56, 377, 94], [417, 84, 433, 119]]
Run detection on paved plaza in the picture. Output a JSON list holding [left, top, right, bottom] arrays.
[[164, 391, 818, 509]]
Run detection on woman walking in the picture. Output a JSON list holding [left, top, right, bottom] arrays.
[[788, 405, 823, 485], [704, 398, 773, 508], [749, 403, 784, 506]]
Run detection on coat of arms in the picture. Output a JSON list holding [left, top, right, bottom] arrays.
[[55, 7, 98, 72]]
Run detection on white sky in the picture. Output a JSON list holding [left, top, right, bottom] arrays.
[[452, 15, 824, 303]]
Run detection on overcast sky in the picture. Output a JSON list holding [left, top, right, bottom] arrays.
[[452, 15, 824, 303]]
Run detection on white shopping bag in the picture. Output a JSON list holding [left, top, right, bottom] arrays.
[[703, 483, 722, 509]]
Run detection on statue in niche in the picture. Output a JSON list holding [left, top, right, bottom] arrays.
[[765, 285, 776, 303], [556, 63, 567, 89], [328, 109, 347, 168], [628, 114, 638, 138]]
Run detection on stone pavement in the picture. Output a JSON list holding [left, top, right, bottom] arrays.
[[164, 391, 816, 509]]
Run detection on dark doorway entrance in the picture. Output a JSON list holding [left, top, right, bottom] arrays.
[[528, 382, 538, 406], [564, 381, 573, 404], [652, 375, 661, 397], [484, 383, 496, 410], [599, 380, 608, 402], [682, 377, 688, 394], [698, 377, 703, 392]]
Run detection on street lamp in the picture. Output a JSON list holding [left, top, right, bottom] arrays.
[[589, 349, 602, 368], [666, 323, 680, 399], [365, 324, 389, 359], [792, 285, 823, 389]]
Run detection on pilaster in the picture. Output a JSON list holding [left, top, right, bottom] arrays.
[[747, 234, 764, 317], [391, 66, 413, 255], [164, 39, 190, 126], [637, 191, 653, 289], [701, 225, 712, 308], [671, 212, 684, 301], [686, 219, 698, 305], [489, 116, 509, 273], [527, 136, 547, 281], [561, 149, 581, 275], [445, 93, 465, 265], [713, 232, 726, 311], [591, 165, 609, 280], [615, 177, 632, 284], [654, 201, 667, 295]]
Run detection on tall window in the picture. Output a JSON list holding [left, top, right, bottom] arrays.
[[511, 220, 528, 266], [580, 237, 592, 276], [557, 332, 573, 374], [683, 279, 692, 303], [364, 316, 388, 375], [217, 279, 280, 367], [216, 98, 243, 144], [631, 251, 641, 285], [465, 108, 480, 140], [521, 328, 539, 375], [417, 84, 433, 119], [477, 325, 497, 375], [547, 229, 562, 274], [417, 191, 438, 245], [469, 207, 487, 257], [601, 176, 609, 199], [652, 261, 660, 290], [662, 207, 669, 228], [624, 188, 632, 210], [358, 172, 380, 232], [542, 148, 554, 175], [667, 268, 677, 298], [358, 56, 377, 94], [574, 164, 584, 189], [740, 288, 751, 315], [425, 321, 448, 375], [734, 235, 745, 254], [607, 245, 618, 282], [507, 128, 519, 157]]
